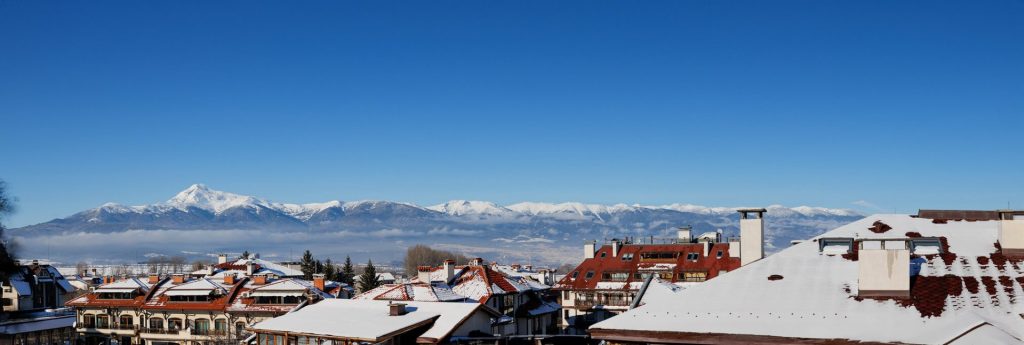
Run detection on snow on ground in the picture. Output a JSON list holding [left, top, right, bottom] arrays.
[[592, 215, 1024, 344]]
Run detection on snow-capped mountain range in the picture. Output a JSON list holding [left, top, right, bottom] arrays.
[[12, 184, 864, 264]]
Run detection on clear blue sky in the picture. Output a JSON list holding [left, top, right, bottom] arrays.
[[1, 1, 1022, 227]]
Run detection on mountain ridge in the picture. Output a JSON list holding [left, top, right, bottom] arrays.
[[11, 184, 865, 265]]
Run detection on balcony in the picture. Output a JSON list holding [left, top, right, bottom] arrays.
[[573, 298, 632, 310], [140, 328, 182, 335], [112, 324, 138, 331], [191, 329, 228, 337]]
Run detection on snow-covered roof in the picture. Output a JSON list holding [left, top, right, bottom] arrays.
[[354, 283, 467, 302], [95, 277, 151, 293], [354, 272, 396, 282], [590, 214, 1024, 344], [251, 299, 489, 343]]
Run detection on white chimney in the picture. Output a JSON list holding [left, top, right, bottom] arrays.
[[206, 265, 215, 276], [857, 240, 910, 298], [611, 240, 621, 258], [728, 237, 740, 258], [677, 227, 692, 243], [738, 209, 766, 266], [584, 241, 596, 259], [417, 267, 432, 283], [998, 210, 1024, 256], [702, 241, 711, 257], [443, 260, 455, 282], [246, 261, 255, 276], [217, 254, 228, 265]]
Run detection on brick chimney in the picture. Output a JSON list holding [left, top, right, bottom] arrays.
[[389, 303, 408, 316], [171, 274, 186, 284], [253, 274, 267, 285], [149, 274, 160, 284], [313, 274, 326, 291], [223, 274, 236, 285]]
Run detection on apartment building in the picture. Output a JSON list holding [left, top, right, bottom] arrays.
[[67, 268, 337, 345], [590, 210, 1024, 344], [554, 209, 767, 332], [0, 261, 78, 345]]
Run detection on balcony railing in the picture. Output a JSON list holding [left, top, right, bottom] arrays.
[[191, 329, 228, 336], [112, 324, 138, 330], [140, 328, 182, 335], [573, 298, 632, 310]]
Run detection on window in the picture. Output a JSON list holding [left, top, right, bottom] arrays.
[[681, 271, 708, 282], [96, 315, 110, 329], [600, 252, 607, 258], [119, 315, 133, 327], [255, 295, 305, 305], [716, 250, 724, 258], [584, 270, 595, 279], [235, 322, 246, 336], [148, 318, 163, 330], [195, 319, 210, 333], [2, 298, 11, 306], [83, 315, 96, 328], [685, 253, 699, 261], [639, 252, 679, 261], [571, 271, 579, 279], [633, 271, 674, 280], [600, 271, 629, 282], [168, 318, 183, 330], [562, 291, 569, 300], [215, 319, 227, 333], [97, 292, 134, 300], [621, 253, 634, 261], [168, 294, 212, 302]]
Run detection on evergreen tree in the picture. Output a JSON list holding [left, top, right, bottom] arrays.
[[322, 258, 337, 281], [340, 256, 355, 285], [239, 250, 250, 260], [300, 250, 315, 280], [358, 259, 381, 292], [0, 180, 20, 305]]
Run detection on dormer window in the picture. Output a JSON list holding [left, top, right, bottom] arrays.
[[584, 270, 595, 279], [819, 238, 854, 255], [910, 237, 943, 255], [621, 253, 634, 261], [685, 253, 700, 261], [716, 250, 724, 259]]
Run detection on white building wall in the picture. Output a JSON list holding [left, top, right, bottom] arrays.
[[858, 249, 910, 293], [999, 219, 1024, 251]]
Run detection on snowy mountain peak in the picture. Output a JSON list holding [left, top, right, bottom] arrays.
[[166, 184, 267, 213], [428, 200, 512, 216]]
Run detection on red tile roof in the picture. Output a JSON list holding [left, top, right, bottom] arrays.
[[554, 242, 740, 290]]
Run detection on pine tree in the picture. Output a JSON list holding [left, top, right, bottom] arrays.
[[341, 256, 355, 285], [358, 259, 381, 292], [323, 258, 337, 281], [300, 250, 315, 280], [239, 250, 250, 260], [0, 180, 19, 305]]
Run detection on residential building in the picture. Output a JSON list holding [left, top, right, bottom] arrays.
[[359, 259, 560, 336], [0, 261, 78, 345], [249, 299, 499, 344], [554, 209, 765, 332], [67, 269, 338, 345], [589, 210, 1024, 344]]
